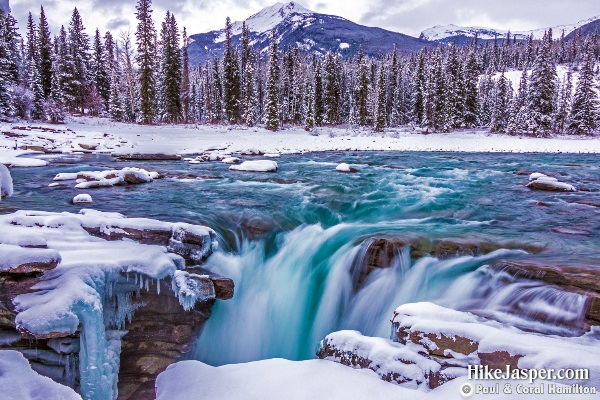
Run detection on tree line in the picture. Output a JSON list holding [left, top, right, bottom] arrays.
[[0, 0, 599, 135]]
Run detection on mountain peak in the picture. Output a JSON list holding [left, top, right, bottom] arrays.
[[240, 1, 314, 35]]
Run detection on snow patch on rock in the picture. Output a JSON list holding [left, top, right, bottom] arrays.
[[230, 160, 278, 172]]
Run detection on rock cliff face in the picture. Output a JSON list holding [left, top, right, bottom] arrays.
[[0, 210, 234, 400]]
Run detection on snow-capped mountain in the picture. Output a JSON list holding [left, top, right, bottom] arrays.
[[420, 15, 600, 44], [187, 2, 429, 64]]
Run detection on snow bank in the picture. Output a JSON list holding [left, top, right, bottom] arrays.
[[155, 358, 421, 400], [0, 350, 82, 400], [229, 160, 278, 172], [72, 194, 93, 204], [0, 163, 13, 198]]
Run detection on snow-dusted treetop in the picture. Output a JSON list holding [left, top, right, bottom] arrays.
[[421, 15, 600, 42]]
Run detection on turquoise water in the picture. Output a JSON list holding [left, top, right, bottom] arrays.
[[3, 151, 599, 365]]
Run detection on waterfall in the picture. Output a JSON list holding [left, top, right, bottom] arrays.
[[193, 223, 589, 366]]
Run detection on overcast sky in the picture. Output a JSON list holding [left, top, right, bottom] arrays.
[[8, 0, 600, 38]]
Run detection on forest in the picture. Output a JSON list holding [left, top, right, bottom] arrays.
[[0, 0, 599, 135]]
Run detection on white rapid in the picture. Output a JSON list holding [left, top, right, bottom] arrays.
[[193, 223, 589, 366]]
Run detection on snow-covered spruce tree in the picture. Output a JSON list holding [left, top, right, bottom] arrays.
[[182, 27, 190, 123], [323, 51, 341, 125], [463, 50, 480, 128], [37, 6, 53, 99], [314, 57, 324, 126], [445, 44, 465, 128], [413, 49, 427, 126], [159, 11, 183, 123], [26, 12, 44, 120], [135, 0, 157, 124], [490, 71, 513, 133], [223, 17, 241, 124], [304, 80, 315, 131], [210, 58, 223, 123], [91, 29, 110, 113], [355, 46, 369, 126], [554, 69, 572, 134], [429, 49, 449, 132], [478, 70, 495, 128], [386, 46, 398, 126], [263, 30, 280, 131], [568, 43, 599, 135], [0, 10, 21, 116], [507, 69, 530, 134], [527, 30, 557, 136], [241, 50, 257, 127], [67, 8, 90, 114], [374, 62, 386, 132]]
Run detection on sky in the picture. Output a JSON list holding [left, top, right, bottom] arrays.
[[8, 0, 600, 39]]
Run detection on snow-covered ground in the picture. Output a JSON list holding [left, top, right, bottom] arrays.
[[2, 118, 599, 167], [64, 117, 600, 155]]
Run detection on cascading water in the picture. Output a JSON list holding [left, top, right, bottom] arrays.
[[193, 222, 589, 366]]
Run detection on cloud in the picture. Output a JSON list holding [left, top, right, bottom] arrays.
[[8, 0, 600, 40]]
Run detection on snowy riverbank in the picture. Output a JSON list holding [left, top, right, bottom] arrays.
[[2, 117, 599, 168]]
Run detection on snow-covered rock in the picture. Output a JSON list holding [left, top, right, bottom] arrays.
[[335, 163, 358, 173], [222, 156, 241, 164], [53, 167, 159, 189], [229, 160, 278, 172], [317, 330, 453, 390], [391, 302, 600, 389], [0, 163, 13, 198], [239, 147, 265, 156], [526, 173, 577, 192], [0, 350, 82, 400], [72, 194, 93, 204]]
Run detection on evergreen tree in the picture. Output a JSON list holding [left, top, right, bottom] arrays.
[[91, 28, 110, 112], [445, 44, 465, 128], [413, 50, 427, 125], [569, 44, 598, 134], [263, 30, 280, 131], [554, 70, 572, 134], [182, 27, 190, 123], [26, 12, 44, 119], [355, 47, 369, 126], [135, 0, 157, 124], [374, 62, 386, 132], [507, 69, 530, 134], [241, 51, 257, 127], [304, 80, 315, 131], [37, 6, 53, 98], [314, 57, 324, 126], [159, 12, 183, 123], [463, 50, 479, 127], [223, 17, 241, 124], [490, 71, 512, 132], [323, 51, 341, 124], [67, 8, 90, 113], [527, 30, 557, 136]]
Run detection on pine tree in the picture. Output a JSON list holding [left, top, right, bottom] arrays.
[[263, 30, 280, 131], [304, 80, 315, 131], [135, 0, 157, 124], [490, 71, 512, 132], [158, 11, 183, 123], [26, 12, 44, 119], [314, 57, 324, 126], [568, 43, 598, 135], [241, 50, 257, 127], [67, 8, 90, 113], [323, 51, 341, 125], [554, 70, 572, 134], [91, 29, 110, 112], [37, 6, 52, 99], [463, 50, 479, 128], [507, 69, 530, 134], [445, 44, 465, 128], [374, 62, 386, 132], [223, 17, 241, 124], [413, 50, 427, 125], [527, 30, 557, 136], [356, 47, 369, 126], [182, 27, 190, 123]]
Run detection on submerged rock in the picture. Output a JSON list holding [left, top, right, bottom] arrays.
[[526, 173, 577, 192]]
